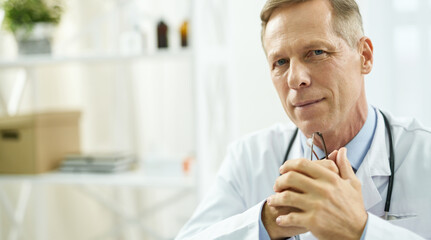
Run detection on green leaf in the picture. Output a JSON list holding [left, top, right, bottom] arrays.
[[1, 0, 63, 34]]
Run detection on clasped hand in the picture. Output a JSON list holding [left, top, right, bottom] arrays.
[[262, 148, 368, 240]]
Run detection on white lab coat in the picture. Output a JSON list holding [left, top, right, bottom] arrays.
[[176, 110, 431, 239]]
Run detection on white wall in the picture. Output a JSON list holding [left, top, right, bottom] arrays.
[[230, 0, 290, 139], [361, 0, 431, 124]]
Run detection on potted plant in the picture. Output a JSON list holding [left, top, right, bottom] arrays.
[[1, 0, 63, 55]]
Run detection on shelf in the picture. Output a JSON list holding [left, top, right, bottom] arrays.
[[0, 169, 195, 188], [0, 49, 193, 68]]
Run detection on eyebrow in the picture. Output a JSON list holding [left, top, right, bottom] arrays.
[[301, 39, 335, 50], [267, 51, 282, 62], [267, 39, 336, 61]]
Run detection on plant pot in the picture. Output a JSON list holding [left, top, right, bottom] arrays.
[[15, 23, 54, 55]]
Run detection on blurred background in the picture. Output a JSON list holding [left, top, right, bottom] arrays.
[[0, 0, 430, 239]]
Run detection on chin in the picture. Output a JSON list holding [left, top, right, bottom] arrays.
[[297, 119, 327, 136]]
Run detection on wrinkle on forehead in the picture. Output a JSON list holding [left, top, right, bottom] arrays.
[[263, 0, 340, 57]]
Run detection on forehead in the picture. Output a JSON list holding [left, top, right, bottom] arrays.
[[263, 0, 338, 54]]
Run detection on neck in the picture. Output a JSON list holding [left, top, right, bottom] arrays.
[[313, 103, 368, 154]]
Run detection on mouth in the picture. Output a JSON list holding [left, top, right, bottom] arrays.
[[293, 98, 324, 108]]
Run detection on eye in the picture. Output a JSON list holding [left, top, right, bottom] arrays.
[[306, 50, 327, 59], [275, 59, 288, 66], [314, 50, 324, 55]]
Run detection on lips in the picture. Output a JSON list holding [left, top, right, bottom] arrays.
[[293, 98, 324, 108]]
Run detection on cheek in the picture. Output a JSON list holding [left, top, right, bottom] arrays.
[[272, 75, 287, 95], [311, 63, 337, 93], [271, 76, 293, 111], [331, 63, 363, 106]]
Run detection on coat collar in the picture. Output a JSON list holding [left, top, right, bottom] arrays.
[[356, 109, 391, 210]]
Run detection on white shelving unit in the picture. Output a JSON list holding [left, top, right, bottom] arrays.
[[0, 0, 235, 239], [0, 50, 193, 120], [0, 1, 202, 240], [0, 52, 196, 240], [0, 170, 196, 240]]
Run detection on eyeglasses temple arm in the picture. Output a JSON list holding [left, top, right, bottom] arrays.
[[316, 132, 329, 159]]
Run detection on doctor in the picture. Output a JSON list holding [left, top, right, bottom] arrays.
[[176, 0, 431, 239]]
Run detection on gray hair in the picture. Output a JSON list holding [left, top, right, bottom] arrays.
[[260, 0, 364, 49]]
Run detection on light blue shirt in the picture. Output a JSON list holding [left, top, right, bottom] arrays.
[[259, 105, 377, 239]]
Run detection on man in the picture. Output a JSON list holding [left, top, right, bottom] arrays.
[[176, 0, 431, 239]]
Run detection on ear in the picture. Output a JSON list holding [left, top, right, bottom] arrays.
[[358, 37, 373, 75]]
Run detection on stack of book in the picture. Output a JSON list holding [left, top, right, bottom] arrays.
[[60, 153, 135, 173]]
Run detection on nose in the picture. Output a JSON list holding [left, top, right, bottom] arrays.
[[287, 60, 311, 89]]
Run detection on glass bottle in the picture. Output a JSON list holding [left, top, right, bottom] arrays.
[[157, 20, 168, 49], [180, 20, 188, 47]]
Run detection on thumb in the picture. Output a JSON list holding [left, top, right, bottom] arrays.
[[336, 147, 355, 179]]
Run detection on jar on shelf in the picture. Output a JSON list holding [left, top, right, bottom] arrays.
[[180, 20, 188, 47], [157, 20, 168, 49]]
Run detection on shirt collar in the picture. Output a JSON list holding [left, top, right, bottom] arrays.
[[300, 105, 377, 170]]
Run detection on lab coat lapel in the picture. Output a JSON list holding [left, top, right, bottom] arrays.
[[356, 110, 391, 211]]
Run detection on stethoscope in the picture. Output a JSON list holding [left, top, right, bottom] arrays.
[[282, 110, 395, 223]]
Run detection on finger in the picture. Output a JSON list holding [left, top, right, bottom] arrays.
[[267, 190, 310, 210], [276, 211, 309, 228], [336, 147, 355, 179], [279, 158, 309, 174], [279, 158, 338, 181], [273, 171, 317, 193], [314, 160, 339, 175], [327, 150, 338, 161]]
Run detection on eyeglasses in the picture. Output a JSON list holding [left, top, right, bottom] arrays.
[[307, 132, 328, 160]]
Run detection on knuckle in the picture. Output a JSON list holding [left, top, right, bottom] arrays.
[[284, 171, 296, 183], [320, 186, 334, 200], [308, 214, 318, 227], [286, 213, 296, 224], [327, 174, 340, 185], [274, 179, 282, 191], [313, 201, 323, 212], [295, 159, 308, 169], [313, 200, 328, 216], [278, 192, 287, 203], [281, 191, 292, 203]]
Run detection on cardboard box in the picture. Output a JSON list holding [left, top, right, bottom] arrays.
[[0, 111, 81, 174]]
